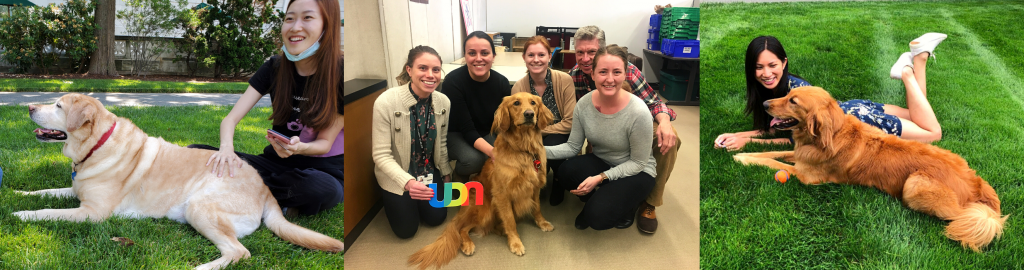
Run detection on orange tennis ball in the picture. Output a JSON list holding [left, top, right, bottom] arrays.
[[774, 170, 789, 183]]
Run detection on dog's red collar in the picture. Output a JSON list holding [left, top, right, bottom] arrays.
[[534, 159, 541, 172], [75, 122, 116, 167]]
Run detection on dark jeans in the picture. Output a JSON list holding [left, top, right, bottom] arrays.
[[447, 132, 496, 177], [557, 154, 655, 230], [381, 168, 449, 239], [187, 144, 343, 216]]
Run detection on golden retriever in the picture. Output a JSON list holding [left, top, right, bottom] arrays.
[[15, 94, 342, 270], [733, 86, 1006, 252], [408, 92, 555, 269]]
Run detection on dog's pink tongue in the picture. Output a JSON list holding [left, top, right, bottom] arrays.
[[770, 118, 784, 127]]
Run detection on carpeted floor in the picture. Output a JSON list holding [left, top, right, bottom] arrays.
[[344, 105, 699, 269]]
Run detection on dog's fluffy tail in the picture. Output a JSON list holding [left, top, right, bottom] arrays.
[[408, 214, 466, 270], [262, 197, 344, 252], [945, 202, 1007, 252]]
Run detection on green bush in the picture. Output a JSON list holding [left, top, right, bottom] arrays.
[[0, 0, 96, 74], [174, 0, 282, 78]]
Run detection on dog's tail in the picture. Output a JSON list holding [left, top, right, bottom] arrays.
[[262, 197, 344, 253], [945, 202, 1007, 252], [408, 213, 467, 270]]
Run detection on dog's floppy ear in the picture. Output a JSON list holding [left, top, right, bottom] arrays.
[[491, 96, 512, 134], [535, 96, 553, 131], [812, 101, 844, 152], [65, 95, 96, 132]]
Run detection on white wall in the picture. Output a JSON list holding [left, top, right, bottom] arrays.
[[35, 0, 304, 38], [486, 0, 697, 82], [344, 0, 387, 82]]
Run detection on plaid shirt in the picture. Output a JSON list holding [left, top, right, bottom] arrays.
[[569, 62, 676, 121]]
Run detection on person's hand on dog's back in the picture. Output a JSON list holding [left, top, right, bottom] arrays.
[[207, 148, 244, 178], [405, 180, 435, 200]]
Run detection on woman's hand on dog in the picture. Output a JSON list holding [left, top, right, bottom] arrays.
[[571, 175, 603, 196], [406, 180, 435, 200], [207, 148, 244, 178]]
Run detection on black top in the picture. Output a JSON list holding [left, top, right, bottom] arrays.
[[248, 56, 343, 169], [441, 65, 511, 143]]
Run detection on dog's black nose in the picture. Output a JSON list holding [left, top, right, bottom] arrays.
[[763, 100, 771, 109], [524, 110, 535, 120]]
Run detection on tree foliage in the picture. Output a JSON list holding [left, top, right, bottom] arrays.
[[176, 0, 282, 78], [116, 0, 181, 76], [0, 0, 97, 74]]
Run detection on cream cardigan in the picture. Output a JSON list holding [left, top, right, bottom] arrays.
[[510, 69, 576, 135], [372, 84, 453, 195]]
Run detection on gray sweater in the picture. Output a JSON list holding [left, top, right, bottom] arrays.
[[546, 92, 656, 180]]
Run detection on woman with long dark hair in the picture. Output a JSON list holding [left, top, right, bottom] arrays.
[[194, 0, 343, 217], [715, 34, 946, 150]]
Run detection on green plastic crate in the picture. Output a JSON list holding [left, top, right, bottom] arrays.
[[659, 70, 690, 101]]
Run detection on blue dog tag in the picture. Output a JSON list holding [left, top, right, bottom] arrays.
[[72, 171, 76, 181]]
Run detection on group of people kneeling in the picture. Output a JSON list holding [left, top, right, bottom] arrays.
[[372, 26, 682, 239]]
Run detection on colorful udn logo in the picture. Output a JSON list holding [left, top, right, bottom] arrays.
[[428, 181, 484, 208]]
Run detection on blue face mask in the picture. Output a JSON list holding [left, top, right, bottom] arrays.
[[283, 32, 324, 62]]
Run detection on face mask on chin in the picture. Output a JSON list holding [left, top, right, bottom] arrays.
[[283, 32, 325, 62]]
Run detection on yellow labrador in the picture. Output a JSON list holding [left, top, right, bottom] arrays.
[[15, 93, 342, 270]]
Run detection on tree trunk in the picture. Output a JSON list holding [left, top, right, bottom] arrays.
[[88, 0, 118, 76]]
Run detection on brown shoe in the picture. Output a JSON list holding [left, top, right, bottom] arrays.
[[637, 202, 657, 234]]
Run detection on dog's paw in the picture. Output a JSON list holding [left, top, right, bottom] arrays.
[[538, 220, 554, 232], [12, 211, 34, 221], [461, 241, 476, 256], [509, 241, 525, 256]]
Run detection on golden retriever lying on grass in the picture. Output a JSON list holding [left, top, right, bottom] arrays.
[[16, 94, 342, 270], [733, 86, 1006, 251]]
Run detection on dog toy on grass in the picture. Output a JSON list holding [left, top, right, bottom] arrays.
[[0, 166, 4, 187], [774, 170, 789, 184]]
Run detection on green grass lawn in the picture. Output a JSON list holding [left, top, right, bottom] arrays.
[[0, 78, 249, 93], [0, 106, 343, 269], [700, 0, 1024, 268]]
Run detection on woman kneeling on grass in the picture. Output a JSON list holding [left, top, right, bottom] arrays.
[[714, 34, 947, 150], [372, 46, 454, 239], [546, 45, 655, 231], [192, 0, 343, 217]]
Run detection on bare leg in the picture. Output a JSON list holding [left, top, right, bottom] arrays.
[[893, 67, 942, 143], [911, 49, 930, 96]]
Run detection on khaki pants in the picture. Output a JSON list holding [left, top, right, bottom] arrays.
[[648, 123, 680, 207]]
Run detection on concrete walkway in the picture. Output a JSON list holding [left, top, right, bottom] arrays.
[[0, 92, 271, 107]]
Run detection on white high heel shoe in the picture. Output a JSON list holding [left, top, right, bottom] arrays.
[[910, 32, 948, 62], [890, 52, 914, 80]]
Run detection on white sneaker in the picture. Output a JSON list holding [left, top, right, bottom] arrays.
[[910, 32, 948, 61], [890, 52, 914, 80]]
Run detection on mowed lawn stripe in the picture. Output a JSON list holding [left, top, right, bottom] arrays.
[[700, 1, 1024, 269]]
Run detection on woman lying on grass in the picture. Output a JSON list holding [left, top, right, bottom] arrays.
[[714, 34, 947, 151]]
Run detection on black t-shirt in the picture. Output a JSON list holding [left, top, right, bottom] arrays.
[[441, 65, 511, 143], [248, 56, 342, 169]]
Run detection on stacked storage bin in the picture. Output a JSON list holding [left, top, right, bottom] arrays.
[[659, 7, 700, 57], [660, 7, 699, 41], [647, 14, 662, 50]]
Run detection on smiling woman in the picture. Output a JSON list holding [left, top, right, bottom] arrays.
[[187, 0, 343, 218]]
